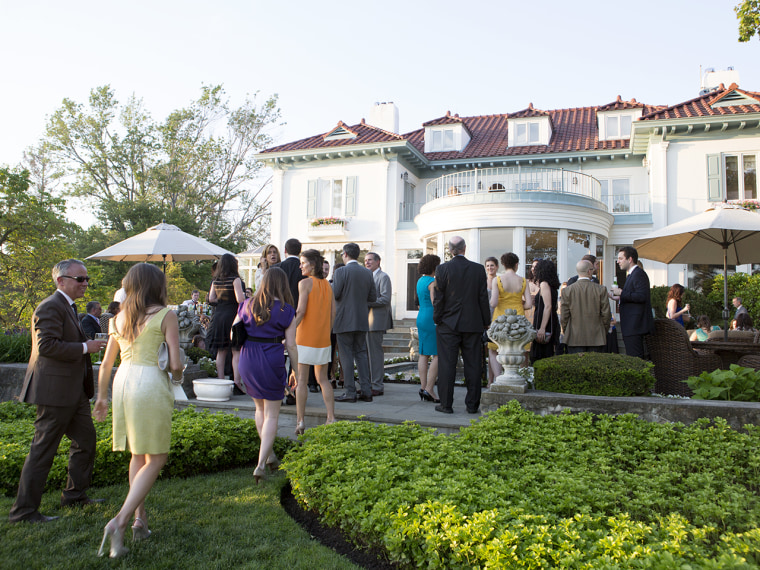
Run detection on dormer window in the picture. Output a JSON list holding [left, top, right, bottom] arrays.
[[507, 114, 552, 147], [516, 122, 540, 145], [598, 109, 642, 141], [423, 121, 470, 153], [432, 129, 455, 151]]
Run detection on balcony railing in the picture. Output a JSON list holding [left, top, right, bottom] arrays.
[[600, 191, 651, 214], [425, 167, 602, 203]]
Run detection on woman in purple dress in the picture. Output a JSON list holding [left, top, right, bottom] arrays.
[[233, 267, 298, 484]]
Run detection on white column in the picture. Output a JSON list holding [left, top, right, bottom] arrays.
[[513, 227, 526, 277], [469, 228, 481, 263], [557, 228, 568, 283]]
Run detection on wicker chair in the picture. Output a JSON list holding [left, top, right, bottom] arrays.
[[737, 354, 760, 370], [706, 329, 756, 343], [645, 318, 722, 396]]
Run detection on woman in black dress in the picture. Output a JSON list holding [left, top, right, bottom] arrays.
[[208, 254, 246, 388], [530, 259, 560, 364]]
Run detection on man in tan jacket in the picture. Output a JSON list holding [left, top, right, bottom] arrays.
[[560, 260, 612, 354]]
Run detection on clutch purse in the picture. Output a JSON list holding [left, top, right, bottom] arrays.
[[231, 320, 248, 349], [158, 341, 169, 371]]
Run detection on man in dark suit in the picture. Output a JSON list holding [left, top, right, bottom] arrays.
[[276, 238, 307, 307], [566, 254, 600, 286], [433, 236, 491, 414], [9, 259, 107, 523], [333, 243, 377, 403], [81, 301, 102, 340], [365, 252, 393, 396], [560, 260, 612, 353], [611, 246, 654, 359]]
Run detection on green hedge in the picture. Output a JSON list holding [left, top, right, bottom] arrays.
[[0, 333, 32, 363], [284, 401, 760, 568], [533, 353, 655, 396], [0, 401, 294, 497]]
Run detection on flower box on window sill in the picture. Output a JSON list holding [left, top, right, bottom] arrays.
[[307, 219, 347, 236]]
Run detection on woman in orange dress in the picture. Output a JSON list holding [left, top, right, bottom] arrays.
[[294, 249, 336, 434]]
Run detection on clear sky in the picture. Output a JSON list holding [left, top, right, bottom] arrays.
[[1, 0, 758, 168]]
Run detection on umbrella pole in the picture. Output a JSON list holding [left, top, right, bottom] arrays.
[[163, 254, 167, 274], [723, 245, 729, 341]]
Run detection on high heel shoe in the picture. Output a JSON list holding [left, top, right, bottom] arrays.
[[98, 519, 128, 558], [418, 388, 425, 401], [295, 421, 305, 436], [421, 390, 440, 403], [266, 453, 280, 473], [253, 466, 266, 485], [132, 517, 151, 541]]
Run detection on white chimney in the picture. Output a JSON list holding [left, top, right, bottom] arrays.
[[700, 67, 740, 95], [368, 102, 399, 134]]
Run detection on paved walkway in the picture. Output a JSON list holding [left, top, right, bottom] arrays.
[[176, 381, 481, 439]]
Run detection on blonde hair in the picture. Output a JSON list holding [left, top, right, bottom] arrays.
[[117, 263, 168, 343]]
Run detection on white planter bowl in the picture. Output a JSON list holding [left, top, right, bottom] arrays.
[[193, 379, 234, 402]]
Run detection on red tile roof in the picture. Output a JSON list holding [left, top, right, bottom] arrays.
[[261, 87, 759, 160], [641, 84, 760, 120]]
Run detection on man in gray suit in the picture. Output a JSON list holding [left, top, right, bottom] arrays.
[[364, 252, 393, 396], [560, 260, 612, 354], [333, 243, 377, 403], [10, 259, 107, 523]]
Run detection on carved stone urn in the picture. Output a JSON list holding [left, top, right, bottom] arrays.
[[487, 309, 536, 393], [175, 304, 202, 350]]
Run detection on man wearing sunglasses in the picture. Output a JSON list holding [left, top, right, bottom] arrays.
[[10, 259, 108, 523]]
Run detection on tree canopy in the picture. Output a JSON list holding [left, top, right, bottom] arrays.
[[736, 0, 760, 41]]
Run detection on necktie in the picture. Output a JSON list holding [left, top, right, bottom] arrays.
[[71, 303, 77, 317]]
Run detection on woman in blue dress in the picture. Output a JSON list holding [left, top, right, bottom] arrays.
[[233, 267, 298, 484], [666, 283, 690, 327], [416, 254, 441, 403]]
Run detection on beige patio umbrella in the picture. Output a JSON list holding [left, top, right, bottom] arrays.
[[87, 222, 233, 271], [633, 204, 760, 338]]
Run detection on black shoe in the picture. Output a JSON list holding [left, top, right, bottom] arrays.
[[466, 407, 480, 414], [358, 394, 373, 402], [233, 385, 246, 396], [434, 405, 454, 414], [334, 393, 357, 403], [420, 390, 440, 403], [12, 512, 59, 523], [308, 384, 319, 393], [61, 496, 105, 508], [284, 394, 296, 405], [371, 390, 384, 396]]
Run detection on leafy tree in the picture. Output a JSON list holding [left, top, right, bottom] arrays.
[[0, 167, 75, 328], [736, 0, 760, 41]]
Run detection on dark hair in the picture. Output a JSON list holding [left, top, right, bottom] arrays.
[[618, 246, 638, 264], [736, 312, 754, 331], [118, 263, 168, 343], [667, 283, 684, 303], [191, 334, 205, 348], [260, 244, 281, 270], [581, 254, 597, 264], [107, 301, 120, 314], [501, 252, 519, 270], [342, 242, 360, 260], [215, 254, 239, 280], [86, 301, 100, 313], [696, 315, 711, 330], [247, 267, 294, 325], [300, 249, 325, 279], [418, 254, 441, 276], [284, 238, 302, 256], [533, 259, 560, 290], [366, 252, 381, 263], [484, 256, 498, 266]]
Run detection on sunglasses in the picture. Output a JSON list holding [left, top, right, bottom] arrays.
[[61, 275, 91, 283]]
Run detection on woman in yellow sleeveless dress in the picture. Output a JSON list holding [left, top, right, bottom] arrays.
[[487, 253, 533, 385], [93, 263, 183, 558], [294, 249, 336, 434]]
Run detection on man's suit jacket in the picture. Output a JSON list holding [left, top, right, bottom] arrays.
[[433, 255, 490, 333], [333, 261, 377, 333], [276, 256, 306, 307], [19, 291, 94, 407], [81, 314, 101, 339], [368, 269, 393, 332], [560, 279, 612, 346], [619, 266, 654, 337], [566, 274, 599, 286]]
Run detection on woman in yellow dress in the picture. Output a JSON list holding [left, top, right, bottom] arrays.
[[487, 253, 533, 385], [93, 263, 184, 558]]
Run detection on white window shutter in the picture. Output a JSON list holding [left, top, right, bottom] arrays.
[[345, 176, 357, 216], [706, 154, 723, 201], [307, 180, 317, 217]]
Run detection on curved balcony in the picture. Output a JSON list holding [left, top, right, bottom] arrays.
[[425, 166, 601, 203]]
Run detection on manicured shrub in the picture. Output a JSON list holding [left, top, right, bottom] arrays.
[[0, 332, 32, 363], [0, 401, 295, 496], [284, 401, 760, 568], [186, 346, 211, 364], [686, 364, 760, 401], [533, 353, 655, 396]]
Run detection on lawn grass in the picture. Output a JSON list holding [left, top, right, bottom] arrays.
[[0, 468, 359, 570]]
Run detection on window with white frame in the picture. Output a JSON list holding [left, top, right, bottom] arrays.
[[707, 152, 758, 201], [307, 176, 357, 218], [597, 110, 641, 141], [507, 116, 551, 147], [516, 122, 540, 145], [599, 178, 632, 213]]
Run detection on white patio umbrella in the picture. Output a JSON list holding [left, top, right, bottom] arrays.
[[87, 222, 233, 271], [633, 204, 760, 338]]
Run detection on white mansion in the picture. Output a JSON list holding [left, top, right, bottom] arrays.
[[256, 81, 760, 320]]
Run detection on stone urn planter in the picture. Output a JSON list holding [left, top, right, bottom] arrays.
[[193, 379, 234, 402], [487, 309, 536, 393]]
